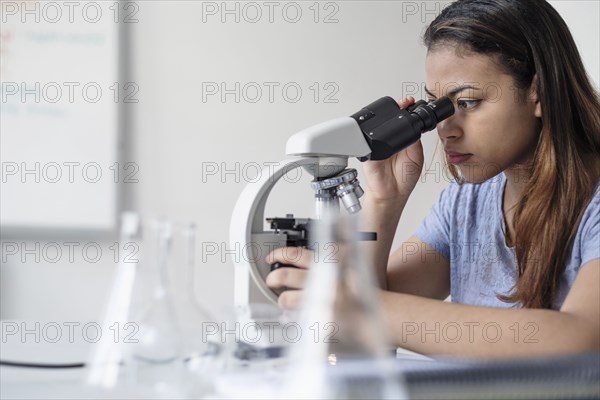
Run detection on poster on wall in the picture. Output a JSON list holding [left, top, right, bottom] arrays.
[[1, 1, 125, 231]]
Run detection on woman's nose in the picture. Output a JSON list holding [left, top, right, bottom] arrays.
[[436, 115, 462, 140]]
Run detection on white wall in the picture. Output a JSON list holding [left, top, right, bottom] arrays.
[[550, 0, 600, 88], [2, 0, 598, 321]]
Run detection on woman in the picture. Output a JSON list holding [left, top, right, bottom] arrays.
[[266, 0, 600, 358]]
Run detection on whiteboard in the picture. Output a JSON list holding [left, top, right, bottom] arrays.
[[1, 1, 122, 231]]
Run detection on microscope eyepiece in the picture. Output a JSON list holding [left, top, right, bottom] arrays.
[[411, 97, 454, 131], [352, 96, 455, 161]]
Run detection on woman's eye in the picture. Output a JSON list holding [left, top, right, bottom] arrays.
[[457, 99, 481, 110]]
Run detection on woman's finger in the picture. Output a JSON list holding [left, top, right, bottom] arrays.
[[265, 246, 313, 269], [278, 290, 303, 310], [397, 95, 415, 109], [266, 266, 308, 290]]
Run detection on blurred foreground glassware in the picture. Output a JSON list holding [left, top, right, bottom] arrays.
[[210, 303, 297, 399], [84, 212, 217, 398], [126, 217, 183, 395], [279, 213, 407, 399]]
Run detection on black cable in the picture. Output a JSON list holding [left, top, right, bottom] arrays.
[[0, 360, 85, 369]]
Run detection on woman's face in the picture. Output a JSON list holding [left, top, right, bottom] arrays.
[[425, 46, 542, 183]]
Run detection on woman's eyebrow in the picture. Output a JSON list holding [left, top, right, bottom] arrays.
[[424, 87, 436, 98], [424, 84, 480, 99]]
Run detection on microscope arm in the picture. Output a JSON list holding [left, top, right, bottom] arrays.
[[230, 157, 347, 306]]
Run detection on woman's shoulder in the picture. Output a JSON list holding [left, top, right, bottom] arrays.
[[589, 178, 600, 206], [572, 178, 600, 268], [579, 178, 600, 226]]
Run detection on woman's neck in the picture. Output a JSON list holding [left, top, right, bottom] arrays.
[[502, 165, 531, 245]]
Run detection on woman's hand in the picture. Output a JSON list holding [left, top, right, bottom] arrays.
[[362, 96, 424, 204], [265, 247, 313, 309]]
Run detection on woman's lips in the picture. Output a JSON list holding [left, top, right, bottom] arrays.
[[446, 151, 473, 164]]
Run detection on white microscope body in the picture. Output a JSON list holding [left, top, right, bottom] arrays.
[[229, 96, 455, 307], [230, 117, 372, 307]]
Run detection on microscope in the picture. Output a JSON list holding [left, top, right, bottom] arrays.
[[230, 96, 454, 309]]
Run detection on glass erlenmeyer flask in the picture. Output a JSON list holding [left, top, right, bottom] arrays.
[[128, 218, 181, 381], [171, 222, 221, 396], [85, 212, 141, 391], [85, 213, 214, 398], [132, 216, 222, 397]]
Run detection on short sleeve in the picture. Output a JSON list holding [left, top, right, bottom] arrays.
[[413, 183, 458, 259], [580, 189, 600, 266]]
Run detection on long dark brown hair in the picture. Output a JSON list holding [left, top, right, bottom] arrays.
[[423, 0, 600, 308]]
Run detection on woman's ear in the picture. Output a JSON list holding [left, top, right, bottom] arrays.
[[529, 74, 542, 118]]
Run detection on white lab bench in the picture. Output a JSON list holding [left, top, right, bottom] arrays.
[[2, 320, 599, 399]]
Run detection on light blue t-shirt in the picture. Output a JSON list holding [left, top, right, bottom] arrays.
[[414, 173, 600, 309]]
